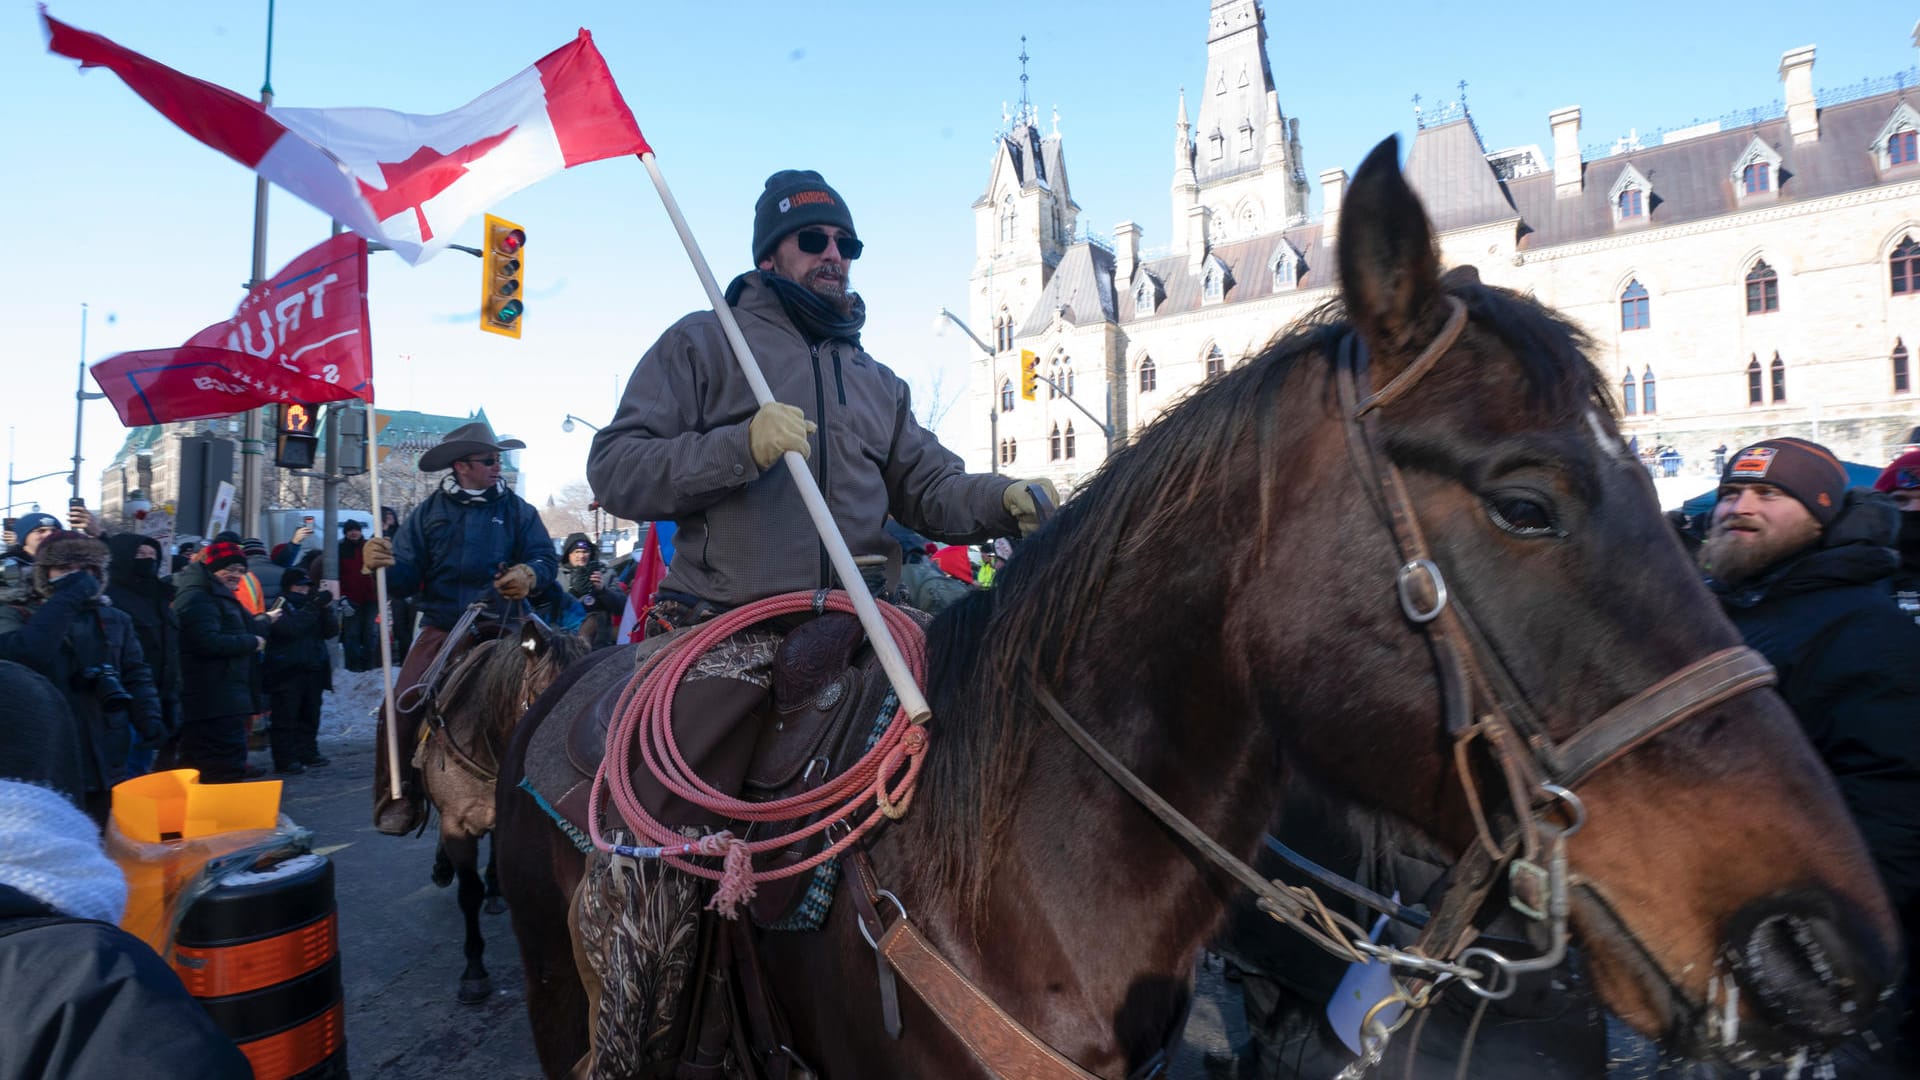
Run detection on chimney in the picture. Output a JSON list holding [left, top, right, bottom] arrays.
[[1549, 107, 1583, 197], [1186, 204, 1209, 273], [1780, 46, 1817, 144], [1319, 168, 1346, 248], [1114, 221, 1141, 285]]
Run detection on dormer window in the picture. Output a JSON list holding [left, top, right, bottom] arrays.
[[1270, 245, 1299, 291], [1872, 103, 1920, 172], [1201, 256, 1231, 305], [1209, 129, 1224, 161], [1239, 119, 1255, 154], [1134, 278, 1156, 319], [1608, 164, 1651, 227], [1731, 137, 1782, 202]]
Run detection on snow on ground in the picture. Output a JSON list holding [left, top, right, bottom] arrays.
[[319, 666, 392, 744]]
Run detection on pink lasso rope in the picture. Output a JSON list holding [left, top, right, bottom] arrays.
[[586, 591, 930, 918]]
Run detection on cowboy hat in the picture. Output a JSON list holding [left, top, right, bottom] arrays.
[[417, 422, 526, 472]]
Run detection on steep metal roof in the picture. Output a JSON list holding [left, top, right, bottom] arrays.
[[1508, 89, 1918, 249], [1016, 242, 1118, 336], [1405, 119, 1519, 234], [1127, 223, 1327, 320]]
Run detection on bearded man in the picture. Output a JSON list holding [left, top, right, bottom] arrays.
[[1701, 437, 1920, 1068]]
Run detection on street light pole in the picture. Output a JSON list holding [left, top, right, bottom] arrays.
[[934, 307, 1000, 475], [238, 0, 277, 539], [71, 303, 107, 503], [561, 414, 603, 434]]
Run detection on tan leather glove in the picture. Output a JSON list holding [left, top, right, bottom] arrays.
[[494, 564, 536, 600], [748, 402, 816, 470], [361, 536, 394, 571], [1003, 478, 1061, 537]]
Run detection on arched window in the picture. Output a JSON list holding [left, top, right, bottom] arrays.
[[1747, 356, 1763, 406], [994, 308, 1014, 353], [999, 378, 1014, 413], [1770, 353, 1787, 403], [997, 439, 1007, 465], [1618, 188, 1643, 219], [1620, 280, 1650, 330], [1641, 366, 1657, 415], [1896, 339, 1912, 395], [1000, 195, 1016, 243], [1007, 438, 1018, 464], [1139, 356, 1157, 393], [1745, 260, 1779, 314], [1203, 266, 1224, 304], [1049, 424, 1062, 461], [1742, 162, 1770, 194], [1064, 423, 1077, 460], [1892, 235, 1920, 295], [1621, 370, 1637, 416], [1205, 345, 1226, 380], [1134, 280, 1154, 318]]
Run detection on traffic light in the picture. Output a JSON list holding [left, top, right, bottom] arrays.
[[480, 213, 526, 339], [1019, 349, 1038, 401], [274, 402, 319, 469], [334, 403, 369, 476]]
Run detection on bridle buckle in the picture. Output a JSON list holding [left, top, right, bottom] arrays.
[[1396, 558, 1449, 623]]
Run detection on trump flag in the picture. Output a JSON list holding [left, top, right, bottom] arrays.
[[44, 9, 650, 264], [91, 233, 373, 426]]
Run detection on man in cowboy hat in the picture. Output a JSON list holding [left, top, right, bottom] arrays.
[[359, 421, 556, 835]]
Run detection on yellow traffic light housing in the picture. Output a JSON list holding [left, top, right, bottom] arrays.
[[274, 402, 319, 469], [1019, 349, 1038, 401], [480, 213, 526, 339]]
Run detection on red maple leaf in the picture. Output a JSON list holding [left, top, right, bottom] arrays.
[[355, 126, 518, 242]]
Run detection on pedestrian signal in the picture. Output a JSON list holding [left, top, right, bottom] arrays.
[[480, 213, 526, 339], [274, 402, 319, 469], [1019, 350, 1038, 401]]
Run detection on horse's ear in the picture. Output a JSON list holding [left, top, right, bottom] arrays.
[[1338, 136, 1445, 368], [518, 620, 547, 657]]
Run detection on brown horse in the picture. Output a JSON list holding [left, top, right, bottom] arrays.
[[417, 618, 591, 1003], [495, 136, 1899, 1077]]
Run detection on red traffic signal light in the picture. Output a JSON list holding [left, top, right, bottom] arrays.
[[481, 214, 526, 339]]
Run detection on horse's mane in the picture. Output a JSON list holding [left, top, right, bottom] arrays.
[[465, 631, 595, 750], [908, 280, 1605, 917]]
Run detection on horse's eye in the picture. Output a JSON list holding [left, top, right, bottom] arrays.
[[1486, 495, 1561, 538]]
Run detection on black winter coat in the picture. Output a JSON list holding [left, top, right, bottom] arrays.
[[0, 575, 163, 794], [0, 884, 252, 1079], [385, 482, 556, 631], [264, 590, 337, 689], [104, 535, 183, 738], [171, 561, 268, 721], [1710, 492, 1920, 912]]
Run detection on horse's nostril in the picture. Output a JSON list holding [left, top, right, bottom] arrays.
[[1724, 898, 1887, 1048]]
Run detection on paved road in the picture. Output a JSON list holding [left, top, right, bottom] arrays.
[[291, 672, 1243, 1079]]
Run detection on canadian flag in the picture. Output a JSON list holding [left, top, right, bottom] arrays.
[[43, 8, 650, 264]]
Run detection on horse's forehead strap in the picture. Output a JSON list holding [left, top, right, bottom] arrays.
[[1353, 295, 1469, 418]]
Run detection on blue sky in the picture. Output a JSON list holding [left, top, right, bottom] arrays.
[[6, 0, 1915, 514]]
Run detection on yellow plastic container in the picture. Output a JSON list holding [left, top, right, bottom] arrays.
[[112, 769, 282, 843]]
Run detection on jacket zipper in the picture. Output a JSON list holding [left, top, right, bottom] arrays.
[[832, 345, 847, 405], [809, 343, 832, 588]]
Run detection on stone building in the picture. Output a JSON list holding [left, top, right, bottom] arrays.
[[968, 0, 1920, 492]]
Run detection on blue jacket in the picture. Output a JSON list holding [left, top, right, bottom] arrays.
[[385, 483, 557, 631]]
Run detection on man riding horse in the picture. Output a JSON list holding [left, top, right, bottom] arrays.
[[361, 422, 557, 836], [583, 167, 1054, 1044]]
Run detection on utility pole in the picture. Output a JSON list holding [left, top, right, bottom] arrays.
[[238, 0, 277, 539], [71, 304, 106, 502]]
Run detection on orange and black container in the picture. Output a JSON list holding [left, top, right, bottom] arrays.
[[172, 853, 347, 1079]]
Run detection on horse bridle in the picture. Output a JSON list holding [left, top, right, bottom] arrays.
[[1033, 295, 1775, 1049]]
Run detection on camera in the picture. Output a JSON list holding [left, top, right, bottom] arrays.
[[79, 664, 133, 712]]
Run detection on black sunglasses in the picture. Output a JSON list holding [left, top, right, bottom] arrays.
[[459, 455, 500, 467], [794, 229, 863, 260]]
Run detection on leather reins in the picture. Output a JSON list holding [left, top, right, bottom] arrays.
[[841, 295, 1778, 1076]]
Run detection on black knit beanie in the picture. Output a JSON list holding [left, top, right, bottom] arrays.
[[1720, 437, 1850, 528], [752, 170, 856, 264]]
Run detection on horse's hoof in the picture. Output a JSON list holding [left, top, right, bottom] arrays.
[[484, 895, 508, 915], [457, 976, 492, 1004]]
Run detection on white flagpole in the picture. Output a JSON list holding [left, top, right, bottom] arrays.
[[636, 151, 932, 724], [366, 397, 403, 800]]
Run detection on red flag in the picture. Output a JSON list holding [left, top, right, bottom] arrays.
[[44, 9, 649, 265], [91, 234, 373, 426], [618, 524, 669, 643]]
